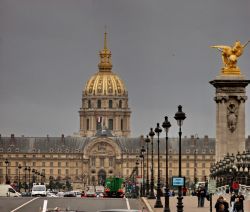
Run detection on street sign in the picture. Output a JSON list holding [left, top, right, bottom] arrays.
[[208, 179, 216, 193]]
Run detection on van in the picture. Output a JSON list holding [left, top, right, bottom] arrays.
[[0, 184, 21, 197], [31, 184, 47, 197]]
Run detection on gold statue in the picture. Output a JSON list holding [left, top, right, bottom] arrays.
[[211, 40, 250, 75]]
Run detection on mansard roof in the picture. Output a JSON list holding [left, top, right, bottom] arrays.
[[0, 134, 216, 155]]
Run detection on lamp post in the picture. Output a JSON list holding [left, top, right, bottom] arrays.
[[28, 167, 31, 192], [154, 123, 163, 208], [32, 169, 35, 185], [148, 128, 155, 199], [18, 164, 22, 192], [145, 135, 150, 196], [174, 105, 186, 212], [5, 159, 9, 184], [24, 166, 27, 192], [136, 160, 140, 198], [140, 146, 146, 196], [162, 116, 171, 212], [193, 134, 199, 190]]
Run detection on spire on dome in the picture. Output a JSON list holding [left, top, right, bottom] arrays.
[[98, 27, 112, 71]]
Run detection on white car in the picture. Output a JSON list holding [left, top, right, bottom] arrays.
[[31, 185, 47, 197], [0, 184, 21, 197]]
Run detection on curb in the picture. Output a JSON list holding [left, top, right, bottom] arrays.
[[141, 197, 154, 212]]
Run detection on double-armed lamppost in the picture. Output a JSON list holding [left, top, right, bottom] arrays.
[[5, 159, 9, 184], [145, 135, 150, 196], [174, 105, 186, 212], [162, 116, 171, 212], [18, 164, 22, 192], [154, 123, 163, 208], [148, 128, 155, 199]]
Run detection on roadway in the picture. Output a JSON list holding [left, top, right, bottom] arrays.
[[0, 197, 146, 212]]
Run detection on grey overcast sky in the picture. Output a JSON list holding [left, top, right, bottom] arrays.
[[0, 0, 250, 138]]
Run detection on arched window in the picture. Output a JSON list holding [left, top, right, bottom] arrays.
[[109, 100, 113, 108], [97, 100, 101, 108]]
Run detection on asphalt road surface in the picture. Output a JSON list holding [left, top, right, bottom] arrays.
[[0, 197, 146, 212]]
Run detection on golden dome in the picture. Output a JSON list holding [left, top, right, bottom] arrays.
[[84, 31, 127, 96]]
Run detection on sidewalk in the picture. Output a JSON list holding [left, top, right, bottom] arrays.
[[142, 195, 250, 212]]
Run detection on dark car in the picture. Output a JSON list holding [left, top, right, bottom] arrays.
[[63, 191, 76, 197]]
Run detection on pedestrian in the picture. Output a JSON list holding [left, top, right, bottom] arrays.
[[237, 192, 245, 212], [198, 186, 206, 207], [233, 198, 243, 212], [215, 196, 230, 212], [196, 188, 201, 207], [230, 192, 236, 212]]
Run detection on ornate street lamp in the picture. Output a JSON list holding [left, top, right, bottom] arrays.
[[5, 159, 9, 184], [148, 128, 155, 199], [162, 116, 171, 212], [24, 166, 28, 192], [140, 146, 146, 197], [145, 135, 150, 196], [18, 164, 22, 192], [28, 167, 31, 192], [154, 123, 163, 208], [32, 169, 35, 185], [174, 105, 186, 212]]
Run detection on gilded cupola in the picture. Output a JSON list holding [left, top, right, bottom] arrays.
[[84, 31, 127, 96]]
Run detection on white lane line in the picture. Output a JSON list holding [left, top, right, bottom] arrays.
[[10, 197, 39, 212], [42, 199, 48, 212], [126, 198, 131, 210]]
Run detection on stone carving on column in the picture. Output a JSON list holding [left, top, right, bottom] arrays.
[[227, 102, 238, 133]]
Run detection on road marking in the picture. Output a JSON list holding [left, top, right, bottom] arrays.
[[126, 198, 131, 210], [10, 197, 39, 212], [42, 199, 48, 212]]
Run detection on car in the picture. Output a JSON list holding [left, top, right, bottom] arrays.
[[85, 190, 96, 197], [47, 192, 58, 197], [0, 184, 21, 197], [31, 184, 47, 197], [63, 191, 76, 197]]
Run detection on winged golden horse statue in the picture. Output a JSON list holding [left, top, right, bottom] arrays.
[[211, 40, 249, 75]]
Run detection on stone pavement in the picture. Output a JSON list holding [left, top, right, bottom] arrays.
[[142, 194, 250, 212]]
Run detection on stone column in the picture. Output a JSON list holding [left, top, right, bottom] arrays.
[[210, 75, 249, 161]]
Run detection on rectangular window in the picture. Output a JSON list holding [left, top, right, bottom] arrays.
[[50, 169, 53, 175], [97, 100, 101, 108], [88, 100, 91, 108], [100, 158, 104, 167], [109, 158, 113, 167], [169, 163, 172, 168], [91, 157, 96, 166], [42, 162, 46, 167], [15, 169, 18, 175], [33, 162, 36, 167], [76, 169, 78, 175], [58, 169, 61, 175], [58, 162, 61, 167], [202, 163, 206, 168], [76, 162, 78, 167], [186, 170, 190, 176], [0, 169, 2, 176], [186, 162, 189, 168], [66, 162, 68, 167], [109, 100, 113, 108], [108, 119, 113, 130], [66, 169, 69, 175], [50, 162, 53, 167], [87, 119, 90, 130], [121, 119, 123, 131], [169, 170, 172, 177]]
